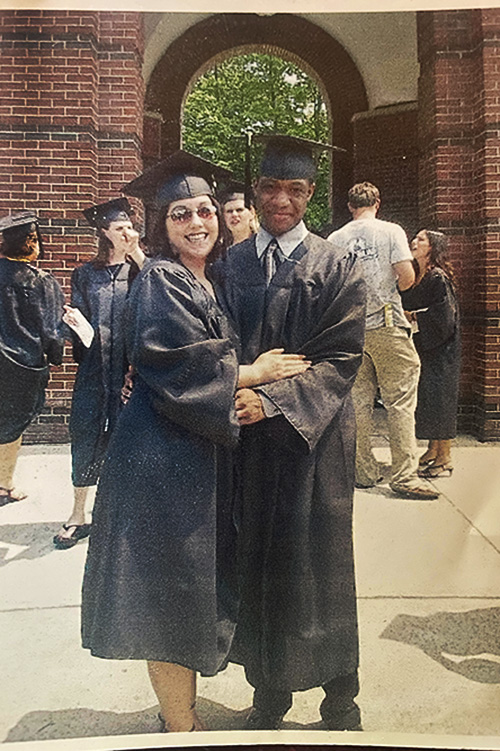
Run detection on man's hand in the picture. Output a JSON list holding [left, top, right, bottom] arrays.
[[121, 366, 135, 405], [235, 388, 266, 425]]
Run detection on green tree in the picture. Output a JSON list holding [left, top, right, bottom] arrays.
[[182, 53, 331, 231]]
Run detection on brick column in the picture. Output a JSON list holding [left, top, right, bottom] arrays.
[[0, 10, 144, 442], [417, 9, 500, 439], [353, 103, 419, 237], [96, 12, 144, 200]]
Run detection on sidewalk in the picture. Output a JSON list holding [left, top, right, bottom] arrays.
[[2, 416, 500, 750]]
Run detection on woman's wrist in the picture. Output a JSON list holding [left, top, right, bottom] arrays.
[[127, 246, 146, 268], [238, 363, 258, 388]]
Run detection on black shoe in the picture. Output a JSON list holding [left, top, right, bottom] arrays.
[[244, 707, 285, 730], [355, 476, 383, 489], [320, 702, 362, 731]]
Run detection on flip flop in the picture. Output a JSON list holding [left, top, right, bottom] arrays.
[[418, 457, 436, 467], [53, 523, 91, 549], [0, 486, 27, 507]]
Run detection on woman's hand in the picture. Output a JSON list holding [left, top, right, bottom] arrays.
[[238, 348, 311, 388], [62, 304, 94, 347], [117, 227, 146, 269]]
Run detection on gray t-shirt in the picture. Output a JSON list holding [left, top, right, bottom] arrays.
[[328, 217, 412, 330]]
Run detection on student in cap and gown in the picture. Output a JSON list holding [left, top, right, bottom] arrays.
[[218, 181, 258, 245], [53, 198, 145, 549], [0, 212, 64, 505], [212, 135, 367, 730], [80, 151, 310, 733]]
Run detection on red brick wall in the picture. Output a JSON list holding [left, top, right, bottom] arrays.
[[353, 104, 419, 238], [0, 10, 144, 442], [417, 8, 500, 439]]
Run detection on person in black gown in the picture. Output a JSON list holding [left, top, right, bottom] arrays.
[[54, 198, 145, 549], [81, 151, 310, 733], [219, 183, 258, 245], [401, 229, 460, 477], [0, 211, 64, 505], [212, 135, 367, 731]]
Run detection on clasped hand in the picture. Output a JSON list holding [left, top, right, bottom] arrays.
[[235, 348, 311, 425], [234, 388, 266, 425]]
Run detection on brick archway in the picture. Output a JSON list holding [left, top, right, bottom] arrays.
[[145, 13, 368, 226]]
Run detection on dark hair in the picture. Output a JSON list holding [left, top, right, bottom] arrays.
[[1, 222, 39, 259], [151, 196, 230, 265], [422, 229, 455, 283], [348, 182, 380, 209], [92, 231, 114, 269], [220, 190, 255, 209], [91, 213, 135, 269]]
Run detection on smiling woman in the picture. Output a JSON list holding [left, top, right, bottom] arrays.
[[164, 197, 220, 288], [80, 150, 311, 736]]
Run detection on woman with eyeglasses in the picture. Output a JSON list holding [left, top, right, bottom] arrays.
[[81, 152, 310, 734]]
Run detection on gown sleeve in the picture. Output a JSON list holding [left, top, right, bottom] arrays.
[[402, 271, 458, 351], [257, 250, 367, 453], [69, 265, 91, 363], [127, 263, 240, 448], [37, 272, 65, 366]]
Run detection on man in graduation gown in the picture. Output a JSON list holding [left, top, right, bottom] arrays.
[[212, 136, 367, 730]]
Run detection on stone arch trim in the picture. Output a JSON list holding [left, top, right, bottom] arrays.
[[146, 13, 368, 155]]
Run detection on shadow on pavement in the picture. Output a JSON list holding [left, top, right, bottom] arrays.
[[0, 522, 74, 566], [381, 607, 500, 682], [4, 699, 321, 742]]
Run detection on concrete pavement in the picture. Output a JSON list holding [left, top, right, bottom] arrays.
[[2, 416, 500, 750]]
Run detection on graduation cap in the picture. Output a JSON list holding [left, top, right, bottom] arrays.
[[255, 134, 344, 181], [0, 210, 44, 259], [83, 197, 133, 229], [217, 180, 249, 206], [122, 150, 233, 207], [240, 133, 346, 208]]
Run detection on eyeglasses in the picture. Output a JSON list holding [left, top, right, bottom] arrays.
[[166, 206, 217, 224]]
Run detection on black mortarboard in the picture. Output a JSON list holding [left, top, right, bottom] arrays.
[[0, 210, 44, 258], [256, 134, 342, 181], [0, 210, 39, 235], [122, 150, 232, 207], [83, 197, 133, 229], [217, 181, 248, 206]]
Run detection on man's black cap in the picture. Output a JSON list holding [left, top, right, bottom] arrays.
[[122, 150, 232, 207], [83, 197, 133, 229], [256, 134, 342, 181]]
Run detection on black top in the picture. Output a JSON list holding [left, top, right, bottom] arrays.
[[0, 257, 64, 368]]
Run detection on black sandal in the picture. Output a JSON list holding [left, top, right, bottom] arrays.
[[0, 486, 27, 507], [419, 463, 454, 478], [53, 523, 91, 549]]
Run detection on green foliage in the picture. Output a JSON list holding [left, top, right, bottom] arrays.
[[182, 53, 331, 231]]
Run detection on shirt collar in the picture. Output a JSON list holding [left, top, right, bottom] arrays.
[[255, 221, 308, 259]]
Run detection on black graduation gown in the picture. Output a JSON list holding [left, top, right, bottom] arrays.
[[401, 268, 461, 439], [0, 257, 64, 444], [81, 258, 240, 675], [69, 261, 131, 486], [213, 233, 367, 692]]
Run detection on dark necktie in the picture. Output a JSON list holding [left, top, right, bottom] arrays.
[[262, 238, 281, 286]]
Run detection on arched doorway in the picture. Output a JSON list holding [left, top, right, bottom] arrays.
[[145, 13, 368, 226]]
